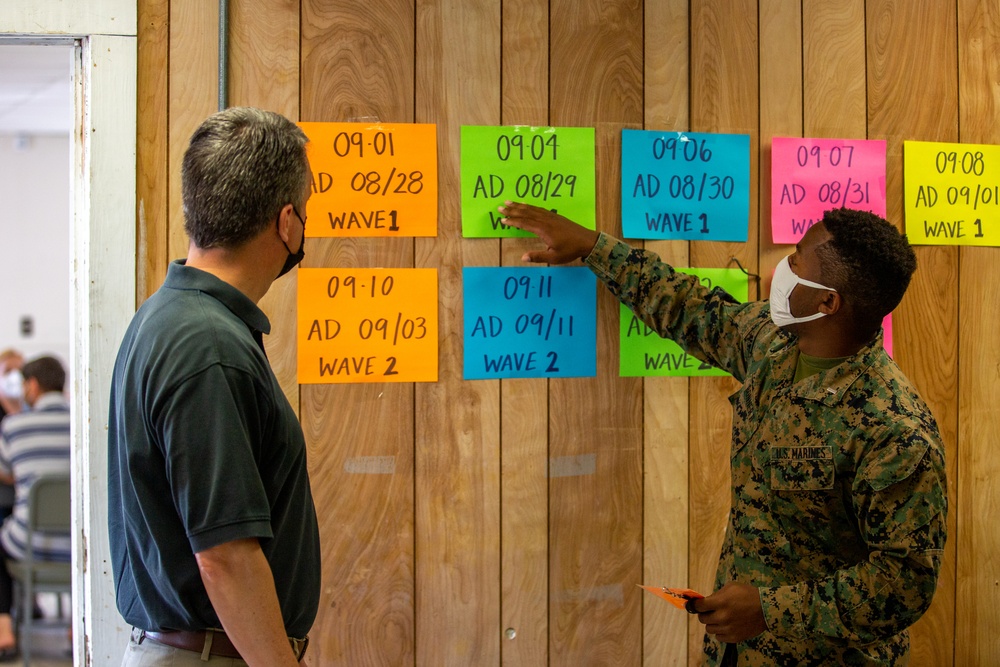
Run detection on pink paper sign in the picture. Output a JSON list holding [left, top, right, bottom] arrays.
[[771, 137, 887, 244], [882, 313, 894, 359]]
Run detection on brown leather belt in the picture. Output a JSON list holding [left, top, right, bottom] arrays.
[[142, 629, 309, 661]]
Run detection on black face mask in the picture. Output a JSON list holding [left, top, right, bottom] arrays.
[[276, 206, 306, 279]]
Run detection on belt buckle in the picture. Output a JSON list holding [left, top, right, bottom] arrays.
[[291, 635, 309, 660]]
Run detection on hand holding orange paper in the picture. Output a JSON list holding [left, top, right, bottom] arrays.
[[637, 585, 705, 612]]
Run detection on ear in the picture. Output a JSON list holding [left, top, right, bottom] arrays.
[[276, 203, 296, 244], [22, 376, 38, 404], [817, 290, 841, 316]]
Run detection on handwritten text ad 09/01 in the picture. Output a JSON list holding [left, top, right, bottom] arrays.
[[905, 141, 998, 246]]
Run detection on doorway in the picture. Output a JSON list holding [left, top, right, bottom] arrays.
[[0, 41, 73, 666], [0, 43, 73, 373]]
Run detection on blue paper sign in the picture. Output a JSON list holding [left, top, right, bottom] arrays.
[[463, 267, 597, 379], [621, 129, 750, 241]]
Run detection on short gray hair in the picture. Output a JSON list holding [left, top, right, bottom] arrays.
[[182, 107, 310, 249]]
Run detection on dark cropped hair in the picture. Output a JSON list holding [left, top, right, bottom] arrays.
[[22, 356, 66, 393], [815, 208, 917, 333], [182, 107, 310, 249]]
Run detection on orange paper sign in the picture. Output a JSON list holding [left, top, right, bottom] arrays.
[[298, 122, 438, 237], [637, 585, 705, 610], [297, 268, 438, 383]]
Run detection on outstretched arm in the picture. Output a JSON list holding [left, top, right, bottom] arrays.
[[498, 201, 600, 264]]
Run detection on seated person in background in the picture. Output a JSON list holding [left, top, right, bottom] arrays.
[[0, 356, 71, 658], [0, 350, 25, 526]]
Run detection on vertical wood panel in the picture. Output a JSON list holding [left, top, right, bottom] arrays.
[[500, 1, 549, 665], [136, 0, 168, 303], [759, 0, 802, 291], [802, 2, 866, 140], [549, 2, 643, 665], [689, 0, 758, 662], [300, 2, 416, 665], [800, 0, 866, 307], [415, 1, 501, 664], [166, 0, 217, 261], [228, 0, 301, 409], [642, 1, 691, 665], [867, 2, 958, 665], [956, 0, 1000, 664]]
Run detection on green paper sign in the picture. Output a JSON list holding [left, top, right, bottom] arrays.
[[460, 125, 596, 237], [619, 268, 749, 377]]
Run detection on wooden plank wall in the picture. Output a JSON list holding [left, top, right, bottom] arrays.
[[133, 1, 1000, 665], [954, 2, 1000, 664]]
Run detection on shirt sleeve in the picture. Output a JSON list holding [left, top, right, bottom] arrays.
[[758, 428, 947, 644], [584, 232, 758, 381], [156, 363, 274, 553]]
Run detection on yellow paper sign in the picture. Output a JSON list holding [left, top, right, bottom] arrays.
[[298, 122, 438, 237], [904, 140, 1000, 246], [297, 268, 438, 383]]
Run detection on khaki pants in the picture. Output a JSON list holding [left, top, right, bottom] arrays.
[[121, 627, 248, 666]]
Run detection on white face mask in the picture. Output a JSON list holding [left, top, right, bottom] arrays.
[[0, 370, 23, 400], [769, 255, 837, 327]]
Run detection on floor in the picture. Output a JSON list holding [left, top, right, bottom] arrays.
[[15, 623, 72, 666], [9, 594, 73, 667]]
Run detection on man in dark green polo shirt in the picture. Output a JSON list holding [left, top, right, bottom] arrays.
[[108, 107, 320, 666]]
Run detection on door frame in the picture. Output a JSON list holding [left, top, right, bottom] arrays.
[[2, 3, 137, 663]]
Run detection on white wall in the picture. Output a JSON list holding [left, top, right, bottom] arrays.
[[0, 132, 71, 365]]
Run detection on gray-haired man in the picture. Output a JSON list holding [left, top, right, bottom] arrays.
[[109, 107, 320, 666]]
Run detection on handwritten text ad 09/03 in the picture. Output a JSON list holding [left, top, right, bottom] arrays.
[[298, 268, 438, 384]]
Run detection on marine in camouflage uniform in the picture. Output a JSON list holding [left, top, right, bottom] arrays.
[[584, 231, 947, 666]]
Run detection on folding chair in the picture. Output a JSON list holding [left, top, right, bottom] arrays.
[[5, 473, 71, 667]]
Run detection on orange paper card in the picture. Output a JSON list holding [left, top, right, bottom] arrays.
[[298, 122, 438, 237], [637, 585, 705, 610], [297, 268, 438, 383]]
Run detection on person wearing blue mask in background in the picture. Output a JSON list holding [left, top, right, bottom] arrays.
[[498, 202, 947, 667]]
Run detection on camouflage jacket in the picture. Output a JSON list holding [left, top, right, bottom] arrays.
[[586, 233, 947, 666]]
